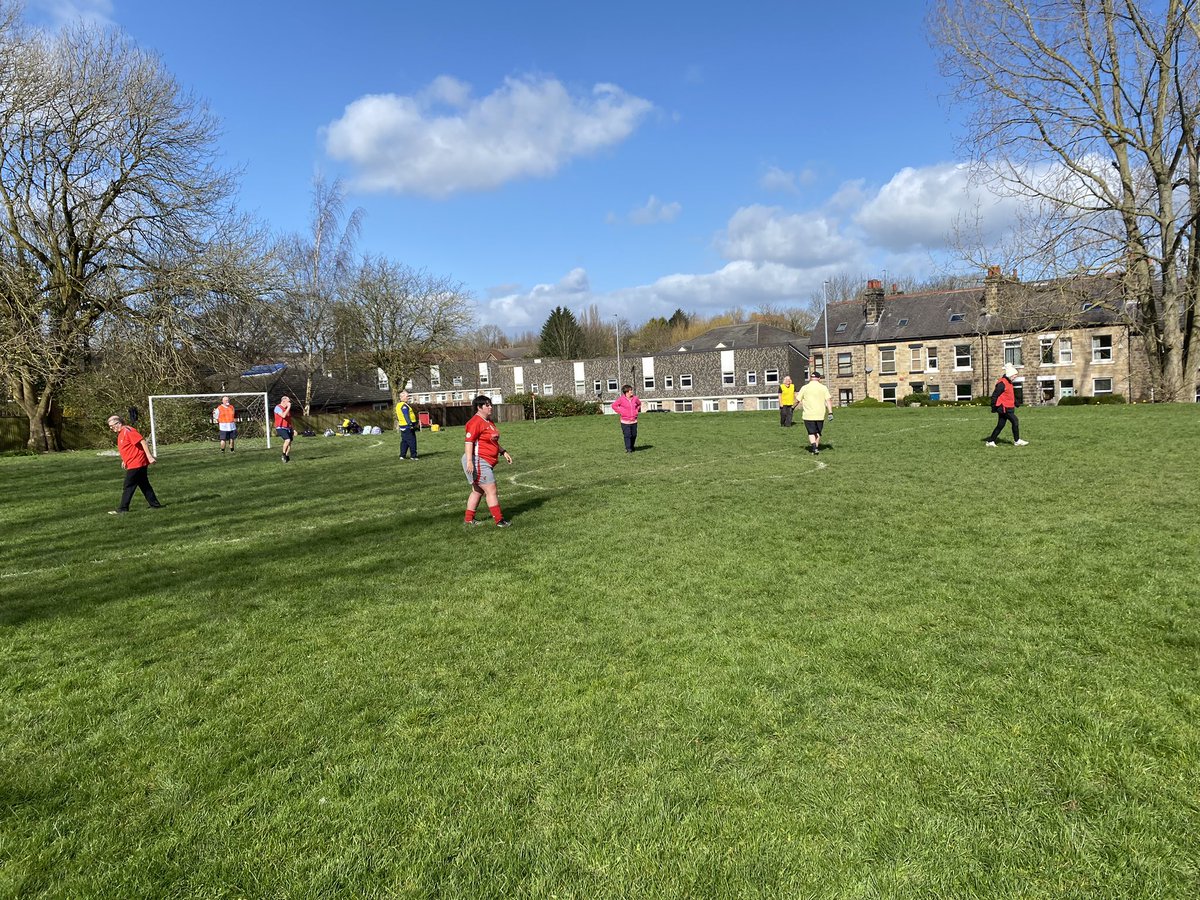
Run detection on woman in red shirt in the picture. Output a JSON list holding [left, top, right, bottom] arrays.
[[462, 395, 513, 527]]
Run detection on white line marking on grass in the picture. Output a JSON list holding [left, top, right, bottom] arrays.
[[509, 463, 566, 491]]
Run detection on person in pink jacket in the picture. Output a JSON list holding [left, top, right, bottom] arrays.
[[612, 384, 642, 453]]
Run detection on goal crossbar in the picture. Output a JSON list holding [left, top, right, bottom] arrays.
[[147, 392, 271, 455]]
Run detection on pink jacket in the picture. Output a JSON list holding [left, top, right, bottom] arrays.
[[612, 393, 641, 423]]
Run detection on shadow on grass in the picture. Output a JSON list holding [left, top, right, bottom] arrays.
[[0, 503, 453, 628]]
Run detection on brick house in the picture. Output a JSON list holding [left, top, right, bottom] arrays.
[[809, 271, 1151, 406]]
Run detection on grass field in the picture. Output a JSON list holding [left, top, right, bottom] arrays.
[[2, 404, 1198, 898]]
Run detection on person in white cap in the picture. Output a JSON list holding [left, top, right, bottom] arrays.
[[986, 363, 1028, 447]]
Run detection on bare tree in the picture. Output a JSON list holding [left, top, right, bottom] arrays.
[[931, 0, 1200, 400], [0, 10, 263, 449], [279, 175, 363, 414], [342, 256, 474, 407]]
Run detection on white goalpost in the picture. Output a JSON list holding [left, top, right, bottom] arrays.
[[147, 392, 271, 455]]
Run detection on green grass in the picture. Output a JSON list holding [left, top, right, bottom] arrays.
[[2, 405, 1198, 898]]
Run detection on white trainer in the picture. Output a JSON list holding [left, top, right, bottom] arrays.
[[1014, 439, 1029, 446], [985, 441, 996, 447]]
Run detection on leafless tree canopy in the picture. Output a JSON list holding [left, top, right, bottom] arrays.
[[341, 255, 474, 407], [0, 7, 267, 448], [931, 0, 1200, 400]]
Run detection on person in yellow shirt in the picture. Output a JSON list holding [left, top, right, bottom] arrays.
[[778, 376, 797, 427], [796, 371, 833, 454], [395, 390, 419, 460]]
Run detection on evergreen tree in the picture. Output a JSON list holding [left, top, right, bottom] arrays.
[[538, 306, 584, 358]]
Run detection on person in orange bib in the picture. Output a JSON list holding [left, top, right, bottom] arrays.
[[214, 395, 238, 452]]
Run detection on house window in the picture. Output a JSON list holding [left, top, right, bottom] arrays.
[[955, 383, 973, 402], [837, 352, 852, 376], [927, 347, 939, 371], [702, 399, 720, 412], [452, 375, 463, 387], [680, 373, 693, 388], [372, 402, 389, 411], [543, 383, 554, 396], [607, 379, 618, 392], [954, 344, 972, 369], [664, 375, 674, 389], [746, 371, 757, 386], [1093, 377, 1113, 396], [675, 399, 693, 412], [764, 369, 779, 384], [835, 323, 847, 333], [928, 384, 940, 401], [811, 355, 824, 375], [594, 380, 602, 393], [647, 400, 663, 410], [949, 313, 966, 323], [910, 381, 924, 394], [644, 376, 655, 390], [762, 397, 780, 410], [1059, 379, 1074, 398], [910, 346, 924, 372], [1003, 339, 1023, 368], [479, 373, 489, 387], [1059, 338, 1073, 363], [436, 392, 446, 402], [880, 347, 897, 375], [722, 369, 735, 385], [377, 371, 390, 390], [1040, 337, 1055, 364], [1038, 377, 1055, 402], [728, 398, 744, 411], [838, 388, 854, 406], [881, 383, 897, 404], [419, 394, 430, 404], [430, 366, 441, 388], [575, 380, 585, 395], [1092, 335, 1113, 362]]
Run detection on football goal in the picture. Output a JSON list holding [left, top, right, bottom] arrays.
[[147, 392, 271, 455]]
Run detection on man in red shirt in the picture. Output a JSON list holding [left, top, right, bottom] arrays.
[[462, 395, 513, 527], [107, 414, 163, 514]]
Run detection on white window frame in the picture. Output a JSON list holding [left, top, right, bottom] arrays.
[[543, 383, 554, 396], [927, 346, 939, 371], [909, 346, 924, 372], [761, 397, 779, 410], [702, 399, 720, 412], [1093, 377, 1113, 396], [607, 378, 618, 392], [593, 379, 602, 393], [676, 399, 693, 412], [954, 344, 973, 370], [452, 375, 464, 387], [764, 369, 780, 385], [879, 346, 897, 375], [722, 370, 735, 385], [745, 370, 757, 386], [955, 383, 973, 402], [575, 379, 585, 395], [644, 376, 655, 390], [664, 375, 673, 389], [881, 383, 897, 404], [1040, 336, 1055, 365], [1059, 337, 1073, 363], [1003, 339, 1023, 368], [837, 352, 853, 376], [680, 373, 693, 388], [1092, 335, 1113, 362]]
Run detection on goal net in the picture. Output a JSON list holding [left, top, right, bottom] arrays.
[[147, 392, 271, 455]]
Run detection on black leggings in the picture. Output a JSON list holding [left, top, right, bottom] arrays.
[[989, 410, 1020, 442]]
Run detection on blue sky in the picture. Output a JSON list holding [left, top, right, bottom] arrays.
[[27, 0, 1018, 334]]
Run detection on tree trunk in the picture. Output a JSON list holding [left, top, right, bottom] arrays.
[[16, 381, 62, 452]]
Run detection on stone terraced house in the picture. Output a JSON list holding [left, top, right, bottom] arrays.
[[809, 270, 1153, 406]]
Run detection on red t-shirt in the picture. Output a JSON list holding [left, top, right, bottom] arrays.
[[273, 405, 292, 428], [117, 426, 149, 469], [464, 413, 501, 465]]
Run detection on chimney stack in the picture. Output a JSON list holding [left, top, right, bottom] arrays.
[[864, 279, 885, 324], [983, 264, 1014, 315]]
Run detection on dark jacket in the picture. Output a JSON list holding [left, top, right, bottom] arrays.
[[991, 376, 1015, 413]]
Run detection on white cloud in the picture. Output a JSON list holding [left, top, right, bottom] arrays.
[[717, 205, 860, 267], [483, 268, 591, 329], [324, 75, 654, 198], [759, 166, 798, 193], [626, 195, 682, 225], [28, 0, 114, 28], [855, 162, 1019, 252]]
